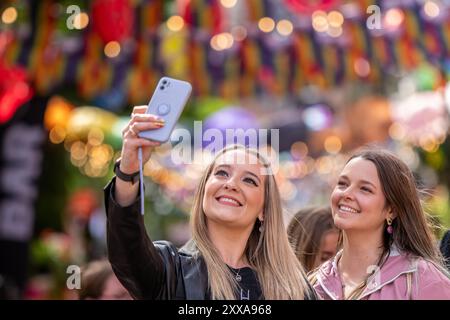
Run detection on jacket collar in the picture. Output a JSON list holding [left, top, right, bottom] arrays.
[[317, 246, 418, 300], [179, 240, 209, 299]]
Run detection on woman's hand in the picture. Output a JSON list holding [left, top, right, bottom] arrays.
[[119, 105, 165, 174], [114, 105, 164, 207]]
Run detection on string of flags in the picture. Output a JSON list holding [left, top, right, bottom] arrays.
[[2, 0, 450, 110]]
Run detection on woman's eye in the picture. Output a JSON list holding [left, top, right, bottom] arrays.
[[215, 169, 228, 177], [244, 177, 258, 186], [337, 181, 347, 187], [361, 186, 372, 193]]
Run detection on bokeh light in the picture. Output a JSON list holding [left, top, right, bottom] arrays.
[[210, 32, 234, 51], [324, 136, 342, 154], [166, 15, 184, 31], [354, 58, 371, 77], [220, 0, 238, 8], [327, 26, 343, 38], [2, 7, 18, 24], [70, 142, 87, 160], [303, 105, 333, 131], [423, 1, 440, 18], [49, 126, 66, 144], [231, 26, 247, 41], [384, 8, 404, 29], [87, 128, 104, 147], [73, 12, 89, 30], [104, 41, 121, 58], [312, 10, 328, 33], [316, 156, 334, 175], [258, 17, 275, 33], [290, 141, 309, 159], [388, 123, 406, 140], [327, 11, 344, 28], [44, 97, 73, 130], [276, 19, 294, 36]]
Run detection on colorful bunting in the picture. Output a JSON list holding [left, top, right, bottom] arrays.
[[2, 0, 450, 106]]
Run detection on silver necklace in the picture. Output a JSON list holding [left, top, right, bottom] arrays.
[[232, 268, 242, 282]]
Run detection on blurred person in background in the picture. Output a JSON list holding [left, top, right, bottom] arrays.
[[440, 230, 450, 271], [287, 206, 339, 273], [104, 105, 317, 300], [78, 259, 131, 300], [310, 148, 450, 300], [0, 274, 21, 299]]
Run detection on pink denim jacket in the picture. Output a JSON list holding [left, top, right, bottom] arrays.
[[311, 247, 450, 300]]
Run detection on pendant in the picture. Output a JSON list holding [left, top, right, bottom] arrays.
[[236, 274, 242, 282]]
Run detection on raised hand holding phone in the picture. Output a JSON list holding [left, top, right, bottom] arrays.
[[137, 77, 192, 215], [115, 78, 191, 213]]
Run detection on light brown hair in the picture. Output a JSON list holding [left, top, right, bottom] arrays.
[[287, 206, 337, 272], [78, 260, 113, 300]]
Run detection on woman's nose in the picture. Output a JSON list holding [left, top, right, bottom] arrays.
[[341, 187, 354, 200], [224, 178, 239, 191]]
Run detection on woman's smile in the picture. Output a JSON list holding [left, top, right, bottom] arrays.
[[215, 195, 243, 207]]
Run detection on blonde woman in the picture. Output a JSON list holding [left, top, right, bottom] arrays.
[[104, 106, 316, 300], [310, 148, 450, 300]]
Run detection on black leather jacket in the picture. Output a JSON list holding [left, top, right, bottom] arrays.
[[104, 178, 317, 300]]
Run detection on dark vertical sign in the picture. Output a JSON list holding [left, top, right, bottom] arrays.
[[0, 96, 47, 298]]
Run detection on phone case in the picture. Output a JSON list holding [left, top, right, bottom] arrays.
[[138, 77, 192, 143]]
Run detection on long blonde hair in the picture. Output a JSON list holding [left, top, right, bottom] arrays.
[[189, 145, 311, 299]]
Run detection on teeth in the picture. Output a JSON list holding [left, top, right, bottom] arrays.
[[219, 197, 240, 206], [339, 205, 359, 213]]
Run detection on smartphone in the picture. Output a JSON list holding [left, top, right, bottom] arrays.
[[138, 77, 192, 143]]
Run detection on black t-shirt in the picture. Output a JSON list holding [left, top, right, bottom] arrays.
[[205, 266, 263, 300], [229, 266, 263, 300]]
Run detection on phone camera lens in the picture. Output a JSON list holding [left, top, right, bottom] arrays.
[[162, 80, 168, 84], [160, 86, 165, 90]]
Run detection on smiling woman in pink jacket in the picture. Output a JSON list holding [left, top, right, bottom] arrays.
[[310, 148, 450, 300]]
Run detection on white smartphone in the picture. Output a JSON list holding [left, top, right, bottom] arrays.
[[138, 77, 192, 143]]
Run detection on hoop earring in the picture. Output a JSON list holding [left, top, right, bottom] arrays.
[[386, 217, 393, 235]]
